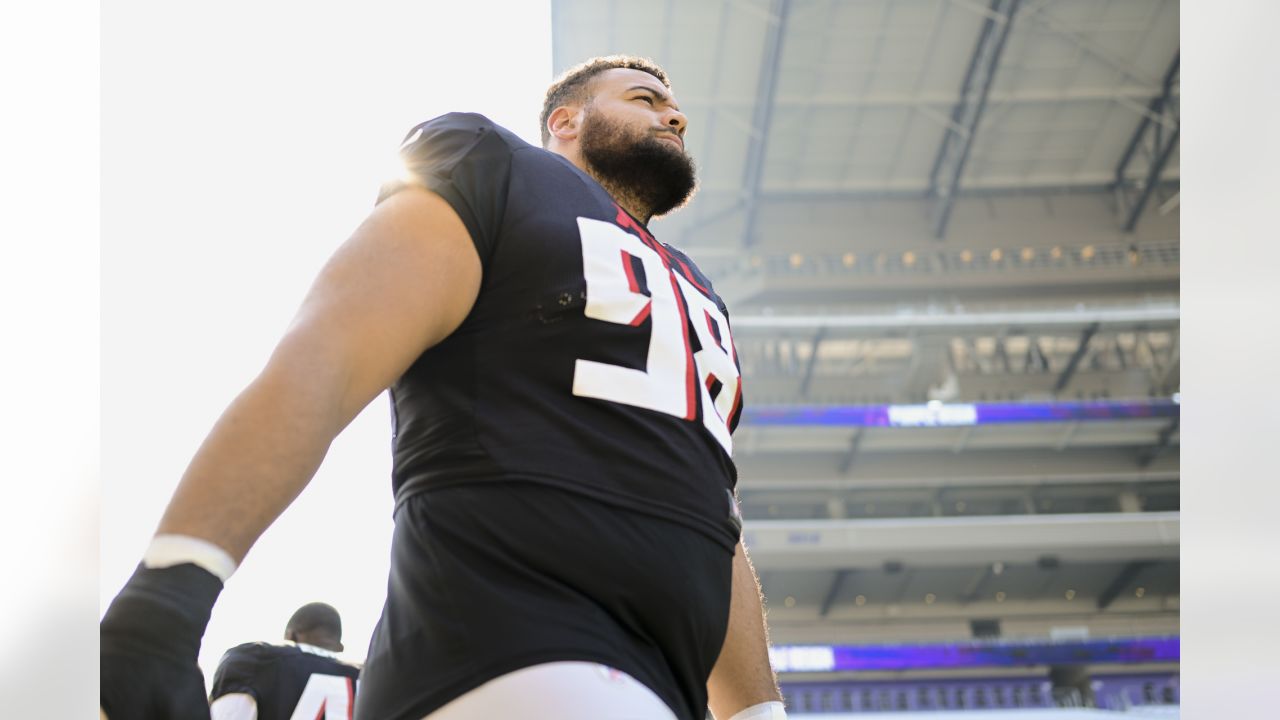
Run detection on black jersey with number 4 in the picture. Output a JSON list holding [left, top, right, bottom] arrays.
[[376, 112, 745, 549], [209, 642, 360, 720]]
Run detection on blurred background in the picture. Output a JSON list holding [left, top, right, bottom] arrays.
[[555, 0, 1180, 715]]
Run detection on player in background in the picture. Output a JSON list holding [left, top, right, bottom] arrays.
[[101, 55, 787, 720], [208, 603, 361, 720]]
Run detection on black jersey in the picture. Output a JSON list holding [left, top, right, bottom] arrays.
[[209, 642, 360, 720], [376, 112, 745, 549], [358, 483, 732, 720]]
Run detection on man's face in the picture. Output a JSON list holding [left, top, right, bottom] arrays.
[[577, 68, 697, 219]]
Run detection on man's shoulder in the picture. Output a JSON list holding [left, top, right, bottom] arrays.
[[220, 641, 293, 664], [410, 111, 494, 136], [403, 112, 534, 155], [219, 642, 357, 672], [211, 643, 281, 694]]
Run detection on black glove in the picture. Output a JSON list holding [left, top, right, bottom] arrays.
[[101, 563, 223, 719]]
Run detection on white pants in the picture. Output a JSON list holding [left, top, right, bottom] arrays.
[[423, 661, 680, 720]]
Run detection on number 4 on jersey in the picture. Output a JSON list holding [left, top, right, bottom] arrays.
[[573, 217, 740, 455], [289, 674, 355, 720]]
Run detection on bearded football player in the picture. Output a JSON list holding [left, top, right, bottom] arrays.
[[101, 55, 787, 720]]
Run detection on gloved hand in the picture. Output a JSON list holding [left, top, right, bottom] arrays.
[[100, 562, 223, 719]]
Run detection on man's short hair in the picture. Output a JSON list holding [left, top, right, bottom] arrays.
[[285, 602, 342, 641], [540, 55, 671, 146]]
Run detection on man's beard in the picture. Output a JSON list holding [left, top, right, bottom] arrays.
[[579, 108, 697, 219]]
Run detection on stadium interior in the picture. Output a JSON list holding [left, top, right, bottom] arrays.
[[553, 0, 1180, 715]]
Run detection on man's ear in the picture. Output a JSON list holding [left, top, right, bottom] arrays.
[[547, 105, 583, 143]]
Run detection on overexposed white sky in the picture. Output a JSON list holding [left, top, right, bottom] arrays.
[[100, 1, 551, 685]]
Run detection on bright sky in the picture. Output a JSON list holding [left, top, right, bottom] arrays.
[[99, 1, 551, 687]]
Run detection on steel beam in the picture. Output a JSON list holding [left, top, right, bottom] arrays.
[[1023, 1, 1158, 88], [690, 176, 1181, 200], [740, 0, 791, 247], [1138, 418, 1180, 469], [743, 512, 1180, 571], [994, 337, 1012, 373], [1029, 338, 1050, 372], [730, 303, 1180, 332], [1115, 53, 1180, 233], [837, 430, 864, 475], [679, 0, 737, 246], [1097, 561, 1155, 610], [1155, 345, 1180, 394], [928, 0, 1020, 240], [818, 569, 849, 617], [738, 472, 1181, 493], [1114, 337, 1129, 370], [890, 568, 916, 604], [1053, 322, 1100, 394], [798, 327, 827, 398]]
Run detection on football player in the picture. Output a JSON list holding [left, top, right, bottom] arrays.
[[208, 602, 360, 720], [101, 56, 786, 720]]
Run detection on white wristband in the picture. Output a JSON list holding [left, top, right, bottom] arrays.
[[142, 534, 238, 582], [728, 701, 787, 720]]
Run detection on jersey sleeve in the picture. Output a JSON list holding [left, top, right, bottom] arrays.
[[209, 693, 258, 720], [376, 112, 514, 266]]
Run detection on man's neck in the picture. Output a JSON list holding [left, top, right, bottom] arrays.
[[290, 641, 340, 658], [589, 174, 651, 225], [553, 146, 651, 225]]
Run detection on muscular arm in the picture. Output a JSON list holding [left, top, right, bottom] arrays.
[[707, 540, 783, 719], [155, 187, 481, 562]]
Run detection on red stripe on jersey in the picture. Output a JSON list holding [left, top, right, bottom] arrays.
[[314, 700, 326, 720], [704, 310, 724, 350], [671, 255, 711, 296], [621, 249, 642, 294], [728, 381, 743, 429], [347, 678, 355, 720], [628, 302, 652, 327], [613, 203, 712, 296], [614, 205, 655, 243], [663, 269, 696, 421], [615, 203, 696, 420]]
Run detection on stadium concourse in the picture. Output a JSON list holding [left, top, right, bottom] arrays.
[[553, 0, 1179, 716]]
